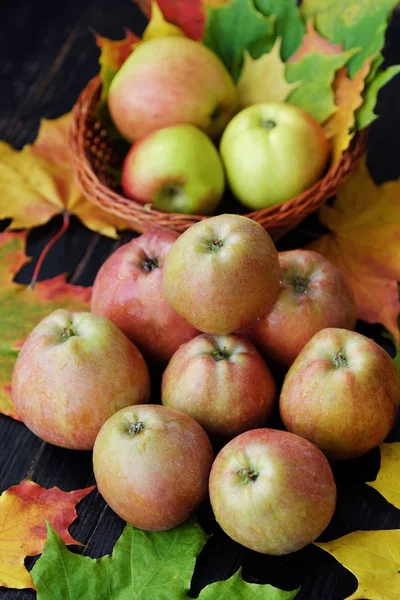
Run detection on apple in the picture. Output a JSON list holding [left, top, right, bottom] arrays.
[[220, 103, 330, 209], [246, 250, 357, 367], [93, 404, 214, 531], [108, 36, 236, 142], [280, 328, 400, 460], [209, 428, 336, 555], [11, 309, 150, 450], [162, 333, 276, 440], [121, 125, 225, 214], [163, 214, 280, 335], [91, 229, 198, 363]]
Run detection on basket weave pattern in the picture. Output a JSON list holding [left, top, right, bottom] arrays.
[[69, 76, 368, 239]]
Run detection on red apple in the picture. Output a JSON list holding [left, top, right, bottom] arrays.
[[91, 229, 198, 363], [11, 309, 150, 450], [280, 328, 400, 460], [93, 404, 214, 531], [162, 333, 276, 440], [163, 214, 280, 335], [246, 250, 357, 367], [209, 429, 336, 555], [108, 36, 236, 142]]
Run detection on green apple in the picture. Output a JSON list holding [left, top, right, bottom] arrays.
[[108, 36, 236, 142], [220, 103, 330, 209], [122, 125, 225, 214]]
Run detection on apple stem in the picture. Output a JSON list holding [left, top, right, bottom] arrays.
[[237, 467, 259, 484], [128, 422, 145, 435], [61, 327, 76, 341], [142, 257, 159, 272], [29, 212, 70, 290], [333, 348, 348, 368], [212, 348, 230, 362]]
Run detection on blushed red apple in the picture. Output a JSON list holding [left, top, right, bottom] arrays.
[[163, 214, 280, 335], [162, 333, 276, 440], [91, 229, 198, 362], [108, 36, 236, 142], [93, 404, 214, 531], [246, 250, 357, 367], [209, 429, 336, 555], [11, 309, 150, 450], [280, 328, 400, 460]]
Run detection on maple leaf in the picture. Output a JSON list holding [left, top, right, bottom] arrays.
[[286, 48, 358, 123], [236, 39, 299, 109], [141, 1, 187, 41], [0, 232, 91, 420], [288, 19, 343, 63], [367, 443, 400, 509], [0, 479, 93, 590], [134, 0, 207, 40], [203, 0, 275, 82], [32, 521, 299, 599], [0, 114, 132, 238], [309, 156, 400, 343], [316, 530, 400, 600], [324, 59, 371, 165], [96, 29, 139, 106], [301, 0, 398, 77], [356, 64, 400, 129], [254, 0, 304, 61]]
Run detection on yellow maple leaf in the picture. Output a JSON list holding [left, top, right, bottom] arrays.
[[316, 530, 400, 600], [310, 156, 400, 343], [142, 1, 187, 41], [324, 59, 371, 165], [0, 114, 133, 238], [237, 39, 299, 109], [367, 443, 400, 509]]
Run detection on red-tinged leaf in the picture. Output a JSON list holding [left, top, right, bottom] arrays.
[[0, 479, 94, 589], [0, 232, 91, 420], [96, 29, 139, 101], [134, 0, 206, 40], [288, 19, 343, 63]]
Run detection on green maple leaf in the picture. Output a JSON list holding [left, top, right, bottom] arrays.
[[32, 523, 299, 599], [356, 64, 400, 129], [301, 0, 398, 77], [203, 0, 275, 82], [286, 49, 358, 123], [254, 0, 304, 61]]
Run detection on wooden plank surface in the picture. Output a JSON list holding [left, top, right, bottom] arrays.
[[1, 1, 400, 598]]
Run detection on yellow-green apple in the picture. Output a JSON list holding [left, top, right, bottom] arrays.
[[11, 310, 150, 450], [246, 250, 357, 367], [91, 230, 198, 362], [162, 333, 276, 440], [163, 214, 280, 335], [93, 404, 213, 530], [280, 328, 400, 460], [108, 36, 236, 142], [122, 125, 225, 214], [220, 103, 329, 209], [209, 429, 336, 555]]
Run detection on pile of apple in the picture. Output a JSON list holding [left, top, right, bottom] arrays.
[[107, 37, 329, 213], [11, 214, 400, 556]]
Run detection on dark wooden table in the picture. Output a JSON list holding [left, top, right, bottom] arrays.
[[1, 1, 400, 598]]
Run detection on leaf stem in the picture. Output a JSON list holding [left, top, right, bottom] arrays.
[[29, 212, 70, 290]]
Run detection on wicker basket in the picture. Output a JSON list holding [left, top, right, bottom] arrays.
[[69, 76, 368, 240]]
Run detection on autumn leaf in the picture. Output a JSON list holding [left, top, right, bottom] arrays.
[[356, 64, 400, 129], [367, 443, 400, 510], [142, 1, 187, 41], [0, 232, 91, 420], [324, 60, 371, 165], [286, 48, 358, 123], [32, 521, 299, 599], [254, 0, 304, 61], [310, 156, 400, 343], [203, 0, 275, 82], [0, 114, 132, 238], [301, 0, 398, 77], [316, 530, 400, 600], [288, 19, 343, 63], [134, 0, 206, 40], [0, 480, 93, 590], [96, 29, 139, 106], [237, 39, 300, 108]]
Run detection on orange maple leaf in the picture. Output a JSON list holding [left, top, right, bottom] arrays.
[[0, 114, 132, 238], [0, 232, 91, 420], [95, 28, 139, 74], [0, 479, 94, 589], [288, 19, 343, 63], [324, 59, 372, 165], [310, 156, 400, 343]]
